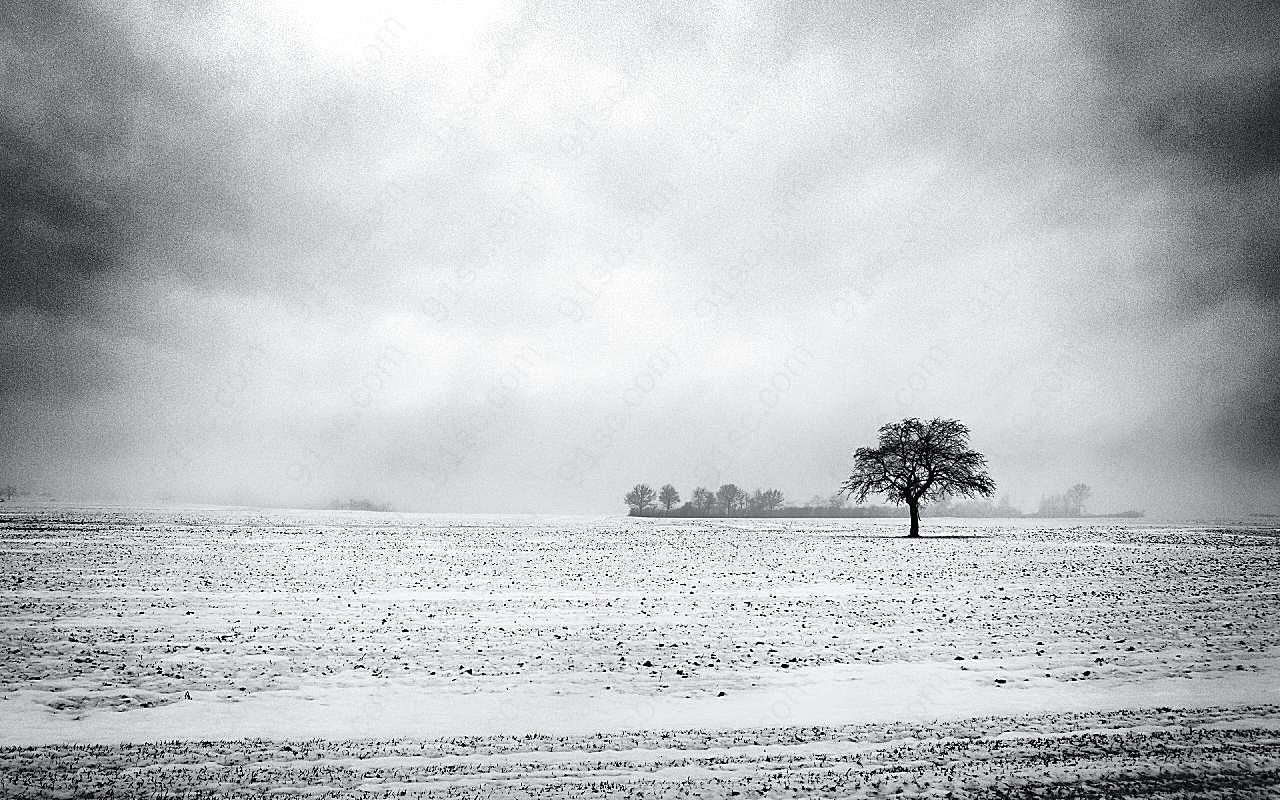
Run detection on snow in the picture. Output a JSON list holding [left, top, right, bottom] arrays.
[[0, 507, 1277, 796], [2, 660, 1277, 746]]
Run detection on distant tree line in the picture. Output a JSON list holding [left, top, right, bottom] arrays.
[[327, 497, 393, 512], [626, 483, 909, 518], [0, 485, 52, 502], [1035, 483, 1091, 517], [624, 480, 1140, 519], [625, 483, 782, 516], [928, 494, 1024, 517]]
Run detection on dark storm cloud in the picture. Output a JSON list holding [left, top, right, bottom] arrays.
[[1, 1, 140, 317], [0, 0, 331, 405], [0, 0, 247, 407], [1, 0, 153, 421], [1074, 0, 1280, 469]]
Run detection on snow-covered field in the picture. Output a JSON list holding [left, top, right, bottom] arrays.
[[1, 507, 1277, 797]]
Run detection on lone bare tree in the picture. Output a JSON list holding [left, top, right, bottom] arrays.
[[841, 417, 995, 538], [658, 484, 680, 513], [624, 484, 656, 513]]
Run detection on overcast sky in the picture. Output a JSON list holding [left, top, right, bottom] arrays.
[[3, 0, 1277, 516]]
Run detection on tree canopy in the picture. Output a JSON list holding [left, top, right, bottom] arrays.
[[658, 484, 681, 511], [624, 483, 656, 511], [715, 484, 744, 515], [841, 417, 995, 536]]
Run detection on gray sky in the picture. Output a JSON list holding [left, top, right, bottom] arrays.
[[3, 0, 1277, 515]]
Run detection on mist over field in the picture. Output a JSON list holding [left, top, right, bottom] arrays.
[[2, 0, 1277, 515]]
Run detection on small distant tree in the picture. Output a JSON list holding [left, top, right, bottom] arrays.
[[1064, 483, 1091, 516], [841, 417, 995, 538], [624, 484, 656, 513], [757, 488, 785, 512], [692, 487, 717, 515], [716, 484, 743, 516], [658, 484, 681, 513], [995, 494, 1020, 516], [805, 494, 826, 509], [827, 492, 848, 510], [1040, 483, 1091, 517]]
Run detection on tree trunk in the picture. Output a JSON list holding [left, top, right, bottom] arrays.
[[907, 502, 920, 538]]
